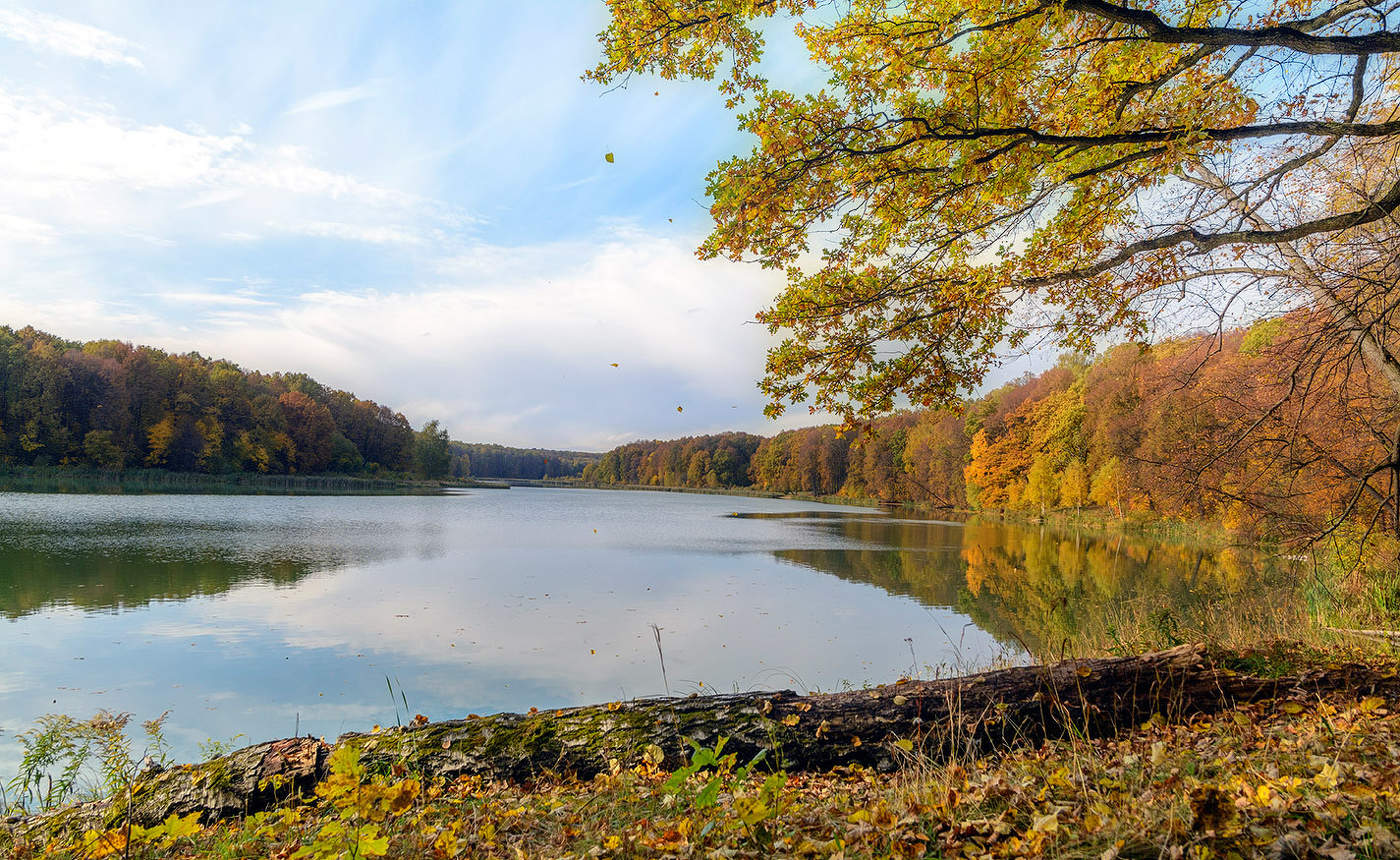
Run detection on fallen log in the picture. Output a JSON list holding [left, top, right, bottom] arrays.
[[337, 642, 1393, 780], [24, 644, 1400, 829]]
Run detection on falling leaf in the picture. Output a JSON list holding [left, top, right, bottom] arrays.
[[604, 152, 615, 163], [610, 362, 619, 367], [676, 405, 683, 413]]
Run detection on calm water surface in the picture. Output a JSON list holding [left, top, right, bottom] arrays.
[[0, 488, 1295, 768]]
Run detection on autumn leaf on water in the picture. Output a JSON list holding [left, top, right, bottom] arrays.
[[676, 405, 683, 413], [604, 152, 614, 163], [610, 362, 619, 367]]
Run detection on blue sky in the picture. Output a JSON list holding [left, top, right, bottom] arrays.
[[0, 2, 1037, 449]]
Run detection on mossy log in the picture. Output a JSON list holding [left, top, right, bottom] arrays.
[[338, 643, 1392, 780], [27, 645, 1399, 829], [17, 737, 329, 834]]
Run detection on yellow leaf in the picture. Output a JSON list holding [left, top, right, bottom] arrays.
[[162, 812, 203, 840], [894, 738, 914, 752], [1280, 702, 1305, 715], [782, 713, 800, 726], [604, 152, 615, 163]]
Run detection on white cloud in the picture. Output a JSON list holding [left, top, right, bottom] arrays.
[[284, 82, 383, 116], [0, 87, 467, 247], [0, 230, 788, 449], [0, 212, 55, 244], [157, 291, 275, 307], [287, 220, 425, 245], [0, 7, 143, 68]]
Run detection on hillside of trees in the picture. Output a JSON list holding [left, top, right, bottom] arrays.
[[0, 326, 450, 478], [581, 432, 763, 489], [584, 316, 1397, 543]]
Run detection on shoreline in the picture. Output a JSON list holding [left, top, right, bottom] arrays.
[[0, 467, 507, 496]]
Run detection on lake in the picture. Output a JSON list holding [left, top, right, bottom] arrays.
[[0, 488, 1298, 769]]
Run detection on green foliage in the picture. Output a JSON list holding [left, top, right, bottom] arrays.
[[1239, 317, 1287, 356], [657, 737, 785, 849], [6, 710, 169, 812], [411, 419, 451, 480], [583, 432, 764, 489]]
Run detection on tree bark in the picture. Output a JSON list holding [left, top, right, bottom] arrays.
[[25, 644, 1400, 829]]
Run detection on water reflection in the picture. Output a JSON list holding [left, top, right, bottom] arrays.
[[0, 494, 439, 617], [0, 492, 1296, 770], [776, 519, 1297, 659]]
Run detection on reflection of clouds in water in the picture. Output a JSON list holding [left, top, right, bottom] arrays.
[[138, 620, 255, 646], [195, 546, 1007, 706], [0, 489, 1000, 765]]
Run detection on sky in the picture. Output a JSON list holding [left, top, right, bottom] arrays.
[[0, 1, 1036, 450]]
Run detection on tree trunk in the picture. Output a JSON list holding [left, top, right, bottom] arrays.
[[29, 645, 1400, 829]]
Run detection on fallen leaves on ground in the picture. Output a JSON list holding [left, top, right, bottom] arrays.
[[7, 684, 1400, 858]]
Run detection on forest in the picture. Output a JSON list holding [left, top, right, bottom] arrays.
[[448, 442, 598, 480], [585, 314, 1399, 552], [0, 326, 450, 479]]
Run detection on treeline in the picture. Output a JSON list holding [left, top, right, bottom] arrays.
[[448, 443, 598, 480], [581, 433, 763, 488], [0, 326, 450, 477], [584, 318, 1395, 540]]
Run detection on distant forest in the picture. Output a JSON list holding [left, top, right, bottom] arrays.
[[0, 326, 449, 477], [583, 315, 1393, 542], [7, 318, 1390, 545], [448, 443, 599, 480]]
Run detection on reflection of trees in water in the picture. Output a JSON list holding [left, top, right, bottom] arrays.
[[0, 524, 416, 618], [775, 519, 1296, 659]]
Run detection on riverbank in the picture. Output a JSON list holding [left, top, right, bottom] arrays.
[[5, 643, 1399, 859], [0, 467, 507, 495]]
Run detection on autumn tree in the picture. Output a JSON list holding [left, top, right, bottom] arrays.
[[1025, 455, 1058, 516], [591, 0, 1400, 537], [1060, 460, 1089, 514], [1091, 457, 1131, 517]]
